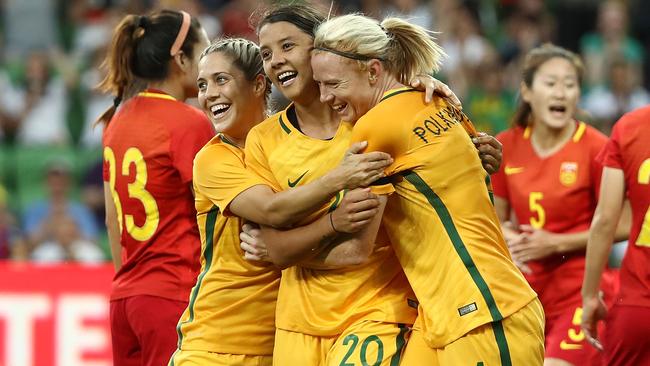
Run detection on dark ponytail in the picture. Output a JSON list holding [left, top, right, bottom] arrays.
[[96, 10, 203, 125]]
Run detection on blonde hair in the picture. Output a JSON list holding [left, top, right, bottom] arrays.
[[313, 14, 445, 84]]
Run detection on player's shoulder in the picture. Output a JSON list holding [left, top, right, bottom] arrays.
[[195, 135, 243, 171], [614, 105, 650, 133], [577, 121, 608, 147], [248, 109, 287, 139], [495, 125, 525, 145]]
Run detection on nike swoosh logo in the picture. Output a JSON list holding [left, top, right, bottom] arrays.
[[559, 340, 582, 350], [504, 166, 524, 175], [288, 170, 309, 187]]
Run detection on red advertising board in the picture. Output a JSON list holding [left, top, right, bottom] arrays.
[[0, 262, 113, 366]]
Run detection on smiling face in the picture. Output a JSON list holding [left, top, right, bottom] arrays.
[[258, 21, 318, 103], [311, 51, 376, 123], [197, 52, 265, 140], [521, 57, 580, 130]]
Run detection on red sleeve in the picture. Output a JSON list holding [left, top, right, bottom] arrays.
[[169, 110, 215, 184], [597, 125, 624, 170]]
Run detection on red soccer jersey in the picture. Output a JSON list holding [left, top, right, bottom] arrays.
[[492, 121, 608, 315], [598, 106, 650, 307], [102, 90, 215, 302]]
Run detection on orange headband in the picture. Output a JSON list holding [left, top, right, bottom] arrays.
[[170, 11, 191, 56]]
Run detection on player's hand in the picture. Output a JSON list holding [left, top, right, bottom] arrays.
[[330, 188, 380, 233], [507, 225, 556, 263], [328, 141, 393, 190], [581, 292, 607, 351], [410, 75, 462, 107], [472, 132, 502, 175], [240, 223, 270, 262]]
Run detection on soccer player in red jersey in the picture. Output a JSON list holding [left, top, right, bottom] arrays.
[[491, 44, 630, 366], [96, 10, 213, 366], [582, 105, 650, 365]]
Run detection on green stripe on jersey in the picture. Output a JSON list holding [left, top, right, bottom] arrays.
[[380, 88, 417, 102], [492, 321, 512, 366], [174, 206, 219, 348], [279, 115, 291, 134], [390, 323, 409, 366], [485, 175, 494, 205], [402, 171, 504, 322]]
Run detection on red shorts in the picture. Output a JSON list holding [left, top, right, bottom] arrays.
[[603, 304, 650, 366], [544, 305, 602, 365], [110, 295, 188, 366]]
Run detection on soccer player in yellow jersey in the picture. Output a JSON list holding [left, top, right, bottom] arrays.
[[170, 39, 396, 366], [233, 5, 504, 366], [311, 14, 545, 365]]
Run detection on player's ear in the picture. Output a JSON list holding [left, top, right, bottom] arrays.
[[173, 51, 189, 73], [368, 59, 382, 85], [253, 74, 266, 97], [520, 81, 532, 104]]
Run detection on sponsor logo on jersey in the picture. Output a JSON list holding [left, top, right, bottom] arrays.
[[504, 166, 524, 175], [560, 162, 578, 186], [288, 170, 309, 187]]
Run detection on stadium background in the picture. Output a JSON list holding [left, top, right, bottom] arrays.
[[0, 0, 647, 365]]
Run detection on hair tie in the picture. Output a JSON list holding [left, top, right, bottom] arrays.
[[379, 24, 388, 35], [170, 11, 191, 56], [113, 96, 122, 108], [137, 15, 148, 29]]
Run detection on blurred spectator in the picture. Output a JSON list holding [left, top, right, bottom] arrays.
[[582, 57, 650, 133], [219, 0, 258, 40], [439, 2, 492, 99], [465, 57, 516, 135], [31, 215, 104, 264], [10, 51, 71, 146], [0, 184, 28, 260], [22, 159, 99, 250], [79, 48, 111, 148], [382, 0, 433, 30], [81, 159, 106, 230], [3, 0, 60, 59], [580, 0, 644, 88]]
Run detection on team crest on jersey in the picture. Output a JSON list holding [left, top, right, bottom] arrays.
[[559, 162, 578, 186]]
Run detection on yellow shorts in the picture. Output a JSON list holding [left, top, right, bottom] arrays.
[[273, 320, 411, 366], [401, 298, 545, 365], [168, 349, 272, 366]]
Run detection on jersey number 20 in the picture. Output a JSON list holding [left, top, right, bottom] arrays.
[[104, 146, 160, 241]]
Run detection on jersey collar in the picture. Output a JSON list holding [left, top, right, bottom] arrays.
[[137, 89, 177, 101]]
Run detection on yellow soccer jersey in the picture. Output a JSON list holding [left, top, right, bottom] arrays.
[[245, 105, 417, 336], [351, 88, 538, 348], [176, 134, 281, 355]]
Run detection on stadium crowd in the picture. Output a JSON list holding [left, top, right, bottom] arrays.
[[0, 0, 647, 264]]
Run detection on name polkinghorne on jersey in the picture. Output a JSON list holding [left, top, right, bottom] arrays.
[[412, 105, 467, 143]]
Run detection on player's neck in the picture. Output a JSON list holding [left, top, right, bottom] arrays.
[[293, 99, 340, 140], [374, 76, 404, 107], [147, 80, 186, 101], [530, 120, 576, 157]]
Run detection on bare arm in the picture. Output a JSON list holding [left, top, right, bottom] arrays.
[[240, 190, 386, 269], [230, 142, 391, 228], [103, 183, 122, 271], [582, 167, 626, 351]]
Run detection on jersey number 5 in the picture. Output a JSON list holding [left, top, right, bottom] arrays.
[[529, 192, 546, 229], [104, 146, 160, 242], [636, 158, 650, 246]]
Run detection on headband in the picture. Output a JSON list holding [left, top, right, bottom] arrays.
[[313, 46, 384, 61], [170, 11, 191, 56]]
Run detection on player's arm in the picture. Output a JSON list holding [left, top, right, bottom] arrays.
[[241, 189, 386, 269], [103, 183, 122, 271], [581, 167, 625, 350], [230, 141, 391, 228]]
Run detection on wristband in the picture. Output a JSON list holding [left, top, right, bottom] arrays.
[[329, 212, 343, 234]]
